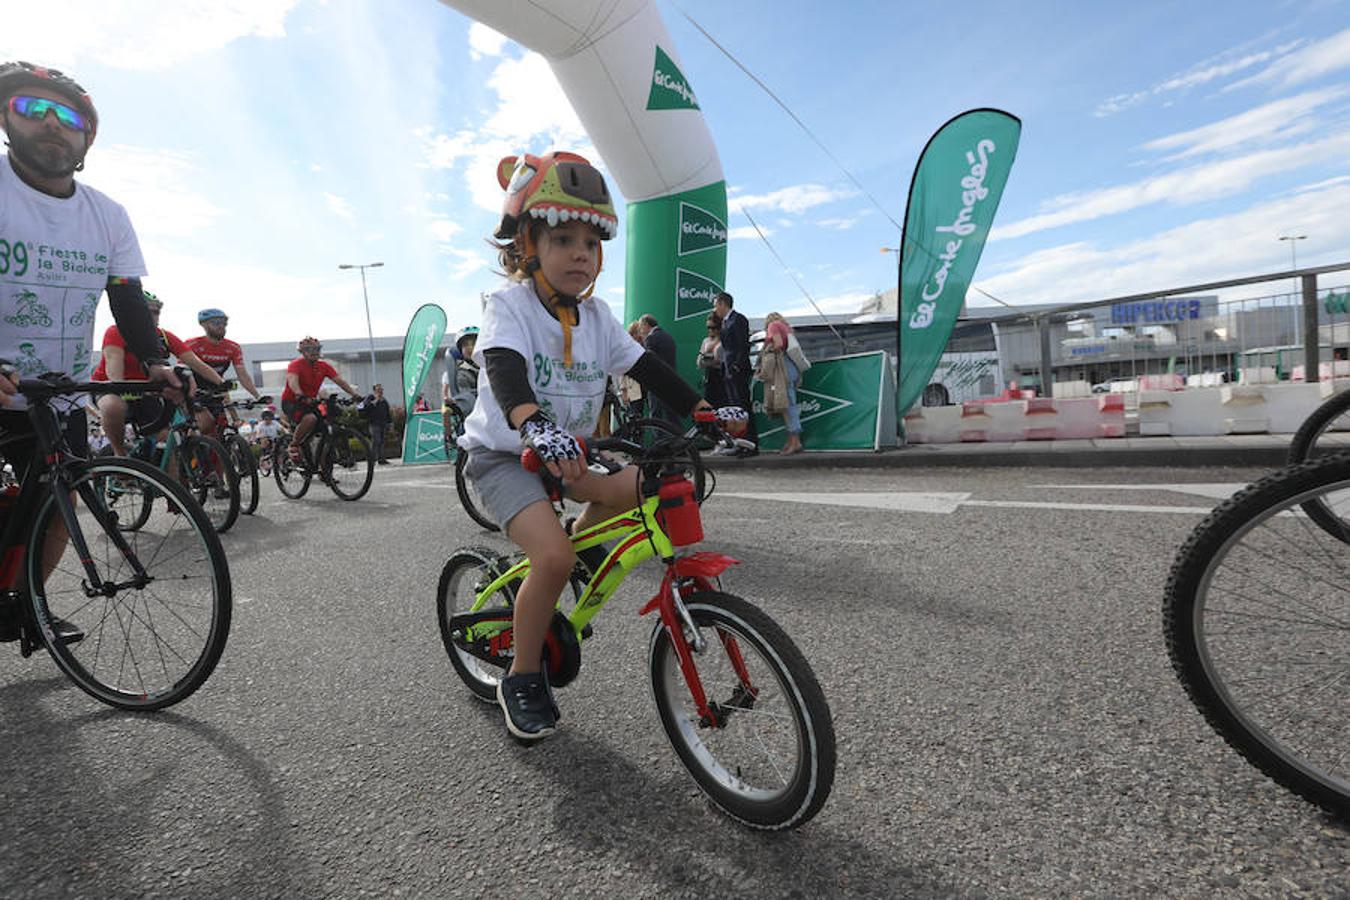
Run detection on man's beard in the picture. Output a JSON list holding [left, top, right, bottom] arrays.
[[7, 129, 84, 179]]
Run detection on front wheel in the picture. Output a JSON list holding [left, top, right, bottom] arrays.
[[648, 591, 836, 830], [455, 448, 499, 532], [437, 548, 518, 701], [322, 426, 374, 501], [226, 434, 260, 515], [29, 455, 232, 710], [272, 440, 311, 499], [1164, 455, 1350, 818], [181, 435, 240, 533]]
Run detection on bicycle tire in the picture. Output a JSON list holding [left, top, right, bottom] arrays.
[[28, 455, 232, 710], [1287, 388, 1350, 539], [437, 548, 517, 701], [455, 448, 499, 532], [443, 406, 465, 463], [226, 434, 260, 515], [181, 435, 240, 533], [612, 417, 707, 502], [94, 445, 152, 531], [322, 426, 374, 501], [272, 441, 311, 499], [1163, 455, 1350, 818], [648, 591, 836, 830]]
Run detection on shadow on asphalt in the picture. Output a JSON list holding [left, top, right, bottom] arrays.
[[504, 720, 966, 898], [0, 677, 310, 898]]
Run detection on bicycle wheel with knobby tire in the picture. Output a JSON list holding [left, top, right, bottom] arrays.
[[455, 449, 499, 532], [321, 426, 374, 501], [648, 590, 836, 830], [272, 441, 311, 499], [94, 445, 153, 532], [1163, 454, 1350, 818], [180, 435, 240, 533], [226, 434, 260, 515], [29, 455, 232, 710]]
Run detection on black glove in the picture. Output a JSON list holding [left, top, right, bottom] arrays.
[[519, 413, 582, 465]]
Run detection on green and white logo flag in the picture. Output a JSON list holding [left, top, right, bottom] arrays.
[[674, 268, 722, 322], [678, 202, 727, 255], [896, 109, 1021, 419], [647, 46, 700, 110], [401, 303, 447, 465]]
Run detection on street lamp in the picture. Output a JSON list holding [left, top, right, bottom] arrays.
[[1278, 234, 1306, 295], [337, 261, 384, 387]]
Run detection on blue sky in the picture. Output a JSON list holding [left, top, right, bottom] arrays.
[[5, 0, 1349, 347]]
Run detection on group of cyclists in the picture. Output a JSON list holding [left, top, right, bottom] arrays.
[[0, 60, 747, 745]]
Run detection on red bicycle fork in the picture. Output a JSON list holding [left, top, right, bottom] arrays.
[[639, 553, 758, 728]]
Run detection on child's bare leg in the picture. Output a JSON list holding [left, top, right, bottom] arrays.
[[505, 500, 574, 676], [567, 468, 640, 533]]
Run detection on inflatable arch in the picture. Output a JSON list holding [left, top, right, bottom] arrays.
[[439, 0, 727, 384]]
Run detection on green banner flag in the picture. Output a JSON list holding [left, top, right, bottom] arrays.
[[401, 303, 447, 465], [896, 109, 1021, 419]]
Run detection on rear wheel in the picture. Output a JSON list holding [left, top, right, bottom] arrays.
[[226, 434, 259, 515], [29, 455, 232, 710], [180, 435, 240, 533], [272, 440, 311, 499], [648, 591, 835, 830], [455, 448, 499, 532], [322, 426, 374, 501]]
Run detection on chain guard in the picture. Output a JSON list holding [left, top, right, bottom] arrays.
[[448, 608, 582, 688]]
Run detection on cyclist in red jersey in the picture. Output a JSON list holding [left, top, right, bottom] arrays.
[[281, 336, 361, 461], [185, 307, 260, 436], [93, 292, 224, 456]]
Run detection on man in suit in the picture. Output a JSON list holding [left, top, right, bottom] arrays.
[[637, 314, 680, 425], [712, 292, 758, 455]]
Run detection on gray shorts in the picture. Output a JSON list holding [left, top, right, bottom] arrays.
[[463, 447, 553, 529]]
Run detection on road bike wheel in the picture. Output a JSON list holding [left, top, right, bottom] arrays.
[[1163, 455, 1350, 818], [28, 455, 232, 710], [94, 446, 152, 532], [1287, 388, 1350, 539], [455, 448, 499, 532], [272, 441, 311, 499], [443, 406, 465, 463], [226, 434, 260, 515], [322, 426, 374, 501], [180, 435, 240, 533], [611, 417, 707, 502], [648, 591, 836, 830], [437, 548, 517, 701]]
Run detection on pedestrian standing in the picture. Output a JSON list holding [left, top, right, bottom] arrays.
[[712, 292, 758, 455], [636, 314, 680, 426], [697, 312, 727, 407], [363, 383, 392, 464]]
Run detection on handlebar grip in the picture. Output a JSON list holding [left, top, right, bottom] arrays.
[[693, 409, 716, 423], [520, 436, 588, 474]]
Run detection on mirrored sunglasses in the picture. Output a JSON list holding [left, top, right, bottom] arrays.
[[8, 95, 90, 132]]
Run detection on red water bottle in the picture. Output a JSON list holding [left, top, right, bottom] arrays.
[[657, 475, 702, 546]]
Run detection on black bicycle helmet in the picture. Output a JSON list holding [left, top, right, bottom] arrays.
[[0, 61, 98, 140]]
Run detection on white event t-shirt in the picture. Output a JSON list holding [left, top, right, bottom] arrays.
[[0, 158, 146, 403], [460, 281, 643, 453]]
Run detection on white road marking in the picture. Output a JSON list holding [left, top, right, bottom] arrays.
[[1034, 482, 1245, 500], [715, 491, 1215, 516]]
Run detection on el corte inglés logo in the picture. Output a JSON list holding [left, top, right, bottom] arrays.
[[647, 46, 699, 111], [678, 202, 727, 256], [674, 268, 722, 321]]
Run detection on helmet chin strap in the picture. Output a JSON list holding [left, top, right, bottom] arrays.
[[521, 230, 603, 367]]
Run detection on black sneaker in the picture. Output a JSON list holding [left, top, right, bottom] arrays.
[[497, 671, 558, 741]]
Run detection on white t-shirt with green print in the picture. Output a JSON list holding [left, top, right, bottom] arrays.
[[461, 280, 643, 453], [0, 158, 146, 404]]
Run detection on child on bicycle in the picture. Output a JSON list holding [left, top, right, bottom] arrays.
[[459, 150, 744, 742]]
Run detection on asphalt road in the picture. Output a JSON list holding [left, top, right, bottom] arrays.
[[1, 460, 1345, 898]]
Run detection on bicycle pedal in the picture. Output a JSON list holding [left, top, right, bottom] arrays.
[[580, 624, 593, 639]]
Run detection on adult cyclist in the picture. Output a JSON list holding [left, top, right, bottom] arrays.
[[0, 60, 179, 642], [281, 336, 361, 462], [185, 307, 261, 436]]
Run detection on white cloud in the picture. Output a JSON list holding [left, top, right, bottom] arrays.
[[730, 184, 857, 215], [0, 0, 298, 71], [728, 225, 765, 240], [427, 217, 462, 243], [980, 179, 1350, 307], [818, 215, 863, 230], [1228, 27, 1350, 91], [468, 23, 508, 60], [1094, 38, 1303, 116], [324, 192, 355, 222], [774, 291, 875, 321], [1142, 87, 1348, 160], [86, 145, 222, 240], [993, 130, 1350, 240]]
